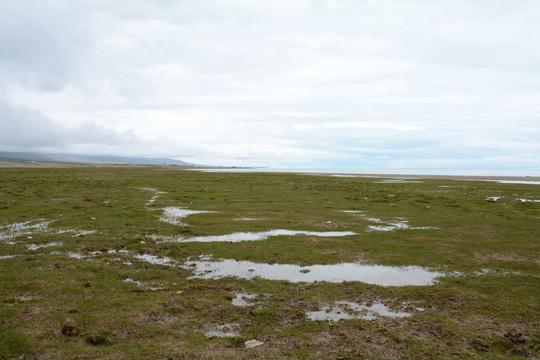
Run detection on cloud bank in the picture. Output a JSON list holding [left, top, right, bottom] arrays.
[[1, 0, 539, 167]]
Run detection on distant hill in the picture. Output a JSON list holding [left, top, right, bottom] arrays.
[[0, 151, 197, 166]]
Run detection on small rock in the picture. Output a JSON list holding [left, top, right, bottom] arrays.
[[415, 307, 425, 312], [176, 290, 184, 294], [90, 217, 96, 220], [61, 318, 79, 336], [248, 267, 255, 272], [245, 339, 264, 349], [300, 269, 310, 274], [27, 236, 32, 239]]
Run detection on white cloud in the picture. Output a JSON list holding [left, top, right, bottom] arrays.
[[1, 0, 539, 167]]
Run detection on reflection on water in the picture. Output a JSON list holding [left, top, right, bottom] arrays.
[[184, 259, 443, 286], [156, 229, 357, 243], [205, 324, 239, 338], [496, 180, 540, 185], [232, 293, 258, 307], [134, 253, 176, 266], [307, 301, 412, 321], [374, 179, 423, 184], [27, 242, 63, 251], [0, 220, 51, 241], [365, 218, 437, 232], [0, 219, 96, 241], [159, 207, 216, 226]]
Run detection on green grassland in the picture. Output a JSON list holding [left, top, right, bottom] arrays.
[[0, 166, 538, 359]]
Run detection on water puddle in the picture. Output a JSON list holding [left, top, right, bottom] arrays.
[[235, 217, 258, 221], [67, 252, 86, 259], [205, 324, 239, 338], [183, 259, 443, 286], [342, 214, 435, 232], [0, 255, 16, 260], [486, 196, 502, 202], [135, 187, 160, 192], [0, 220, 95, 241], [245, 339, 264, 348], [123, 277, 144, 286], [106, 249, 130, 255], [495, 180, 540, 185], [232, 293, 258, 307], [159, 207, 216, 226], [306, 301, 412, 321], [123, 278, 163, 291], [146, 195, 160, 205], [137, 187, 168, 207], [374, 179, 423, 184], [157, 229, 357, 243], [0, 220, 51, 241], [27, 242, 62, 251], [134, 253, 176, 266], [342, 210, 366, 214], [365, 218, 436, 232], [367, 221, 414, 231], [517, 198, 540, 203]]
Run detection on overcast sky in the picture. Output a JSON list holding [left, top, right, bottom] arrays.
[[1, 0, 539, 168]]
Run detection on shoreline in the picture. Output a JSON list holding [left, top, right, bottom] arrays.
[[1, 161, 539, 182], [320, 173, 540, 182]]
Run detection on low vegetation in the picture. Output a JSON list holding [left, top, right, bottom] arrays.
[[0, 166, 538, 359]]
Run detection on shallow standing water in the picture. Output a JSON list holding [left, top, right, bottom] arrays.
[[306, 301, 413, 321], [184, 259, 444, 286], [157, 229, 357, 243], [159, 207, 215, 225]]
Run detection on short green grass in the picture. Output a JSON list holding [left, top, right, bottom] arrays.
[[0, 166, 538, 359]]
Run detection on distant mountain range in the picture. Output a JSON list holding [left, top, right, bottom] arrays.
[[0, 151, 198, 166]]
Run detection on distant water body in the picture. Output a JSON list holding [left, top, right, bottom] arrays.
[[198, 168, 540, 178]]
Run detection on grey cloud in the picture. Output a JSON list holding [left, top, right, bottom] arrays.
[[0, 99, 137, 149]]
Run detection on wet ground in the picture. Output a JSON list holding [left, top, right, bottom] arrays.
[[1, 167, 538, 359]]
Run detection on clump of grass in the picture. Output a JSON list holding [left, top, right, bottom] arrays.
[[85, 331, 111, 346]]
